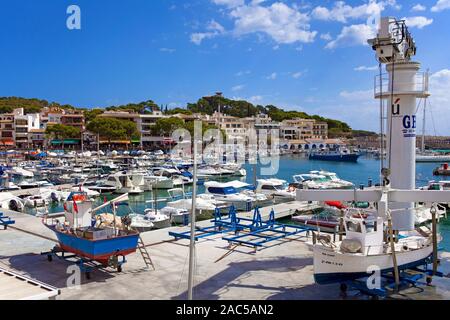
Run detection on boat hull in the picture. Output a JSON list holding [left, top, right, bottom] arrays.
[[309, 154, 360, 162], [313, 244, 433, 284], [48, 225, 139, 265]]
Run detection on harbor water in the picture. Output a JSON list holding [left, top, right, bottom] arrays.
[[9, 154, 450, 250]]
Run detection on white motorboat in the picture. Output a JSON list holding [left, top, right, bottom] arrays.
[[17, 180, 38, 190], [24, 195, 47, 208], [128, 214, 155, 233], [164, 192, 226, 224], [204, 180, 267, 210], [142, 209, 171, 229], [9, 167, 34, 178], [310, 171, 354, 189], [292, 171, 353, 190], [144, 174, 174, 190], [104, 171, 145, 194], [256, 179, 296, 200], [0, 192, 25, 212]]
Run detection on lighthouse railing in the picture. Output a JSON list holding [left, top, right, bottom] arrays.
[[374, 72, 429, 98]]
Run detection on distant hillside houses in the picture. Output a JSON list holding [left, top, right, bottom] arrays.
[[0, 105, 343, 150]]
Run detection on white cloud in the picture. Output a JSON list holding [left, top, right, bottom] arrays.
[[212, 0, 244, 8], [311, 1, 386, 23], [266, 72, 277, 80], [235, 70, 251, 76], [411, 4, 426, 11], [231, 84, 245, 91], [402, 16, 433, 29], [430, 69, 450, 104], [325, 24, 376, 49], [354, 65, 379, 71], [292, 72, 302, 79], [190, 20, 226, 45], [229, 2, 317, 44], [427, 69, 450, 135], [320, 33, 332, 41], [431, 0, 450, 12], [248, 95, 263, 104]]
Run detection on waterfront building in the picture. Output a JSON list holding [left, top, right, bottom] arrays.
[[0, 113, 15, 148], [280, 118, 328, 141]]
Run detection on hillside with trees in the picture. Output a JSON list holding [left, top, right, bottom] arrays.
[[0, 96, 374, 138]]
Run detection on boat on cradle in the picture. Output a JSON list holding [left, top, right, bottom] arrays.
[[204, 180, 267, 211], [43, 192, 139, 268], [256, 179, 296, 200], [309, 148, 360, 162], [311, 207, 436, 284], [433, 163, 450, 176]]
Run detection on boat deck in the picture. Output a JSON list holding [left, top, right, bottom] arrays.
[[0, 208, 449, 300]]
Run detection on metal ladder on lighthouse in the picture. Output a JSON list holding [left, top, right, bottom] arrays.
[[137, 235, 155, 270]]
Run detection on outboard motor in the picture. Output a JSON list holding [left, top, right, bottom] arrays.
[[51, 192, 59, 202], [9, 200, 19, 212]]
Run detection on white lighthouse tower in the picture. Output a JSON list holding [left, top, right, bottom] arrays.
[[369, 17, 430, 231]]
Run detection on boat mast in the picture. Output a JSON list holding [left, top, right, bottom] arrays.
[[421, 96, 427, 153], [187, 121, 199, 300]]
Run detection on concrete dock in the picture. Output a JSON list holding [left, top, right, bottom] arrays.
[[1, 209, 449, 300]]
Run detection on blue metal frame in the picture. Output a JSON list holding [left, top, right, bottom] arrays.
[[0, 212, 15, 230], [42, 245, 127, 277], [222, 209, 311, 249], [340, 257, 444, 298]]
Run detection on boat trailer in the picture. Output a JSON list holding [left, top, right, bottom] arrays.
[[169, 206, 312, 251], [222, 208, 312, 251], [0, 212, 15, 230], [339, 257, 444, 299], [168, 206, 245, 241], [41, 245, 128, 280]]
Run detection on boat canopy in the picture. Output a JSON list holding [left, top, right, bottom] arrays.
[[205, 180, 251, 189]]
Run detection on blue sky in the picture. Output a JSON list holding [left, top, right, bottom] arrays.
[[1, 0, 450, 133]]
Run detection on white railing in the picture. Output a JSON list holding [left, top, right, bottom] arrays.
[[374, 72, 429, 97]]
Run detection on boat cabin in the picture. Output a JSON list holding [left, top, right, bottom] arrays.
[[343, 211, 384, 255]]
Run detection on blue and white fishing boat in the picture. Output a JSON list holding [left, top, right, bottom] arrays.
[[43, 192, 139, 267]]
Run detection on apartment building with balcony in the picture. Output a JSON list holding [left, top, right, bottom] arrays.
[[99, 110, 166, 147], [0, 113, 15, 147]]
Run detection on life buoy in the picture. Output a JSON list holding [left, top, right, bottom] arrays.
[[72, 194, 86, 201], [325, 201, 347, 210]]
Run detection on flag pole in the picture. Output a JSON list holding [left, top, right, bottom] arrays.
[[188, 121, 199, 300]]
